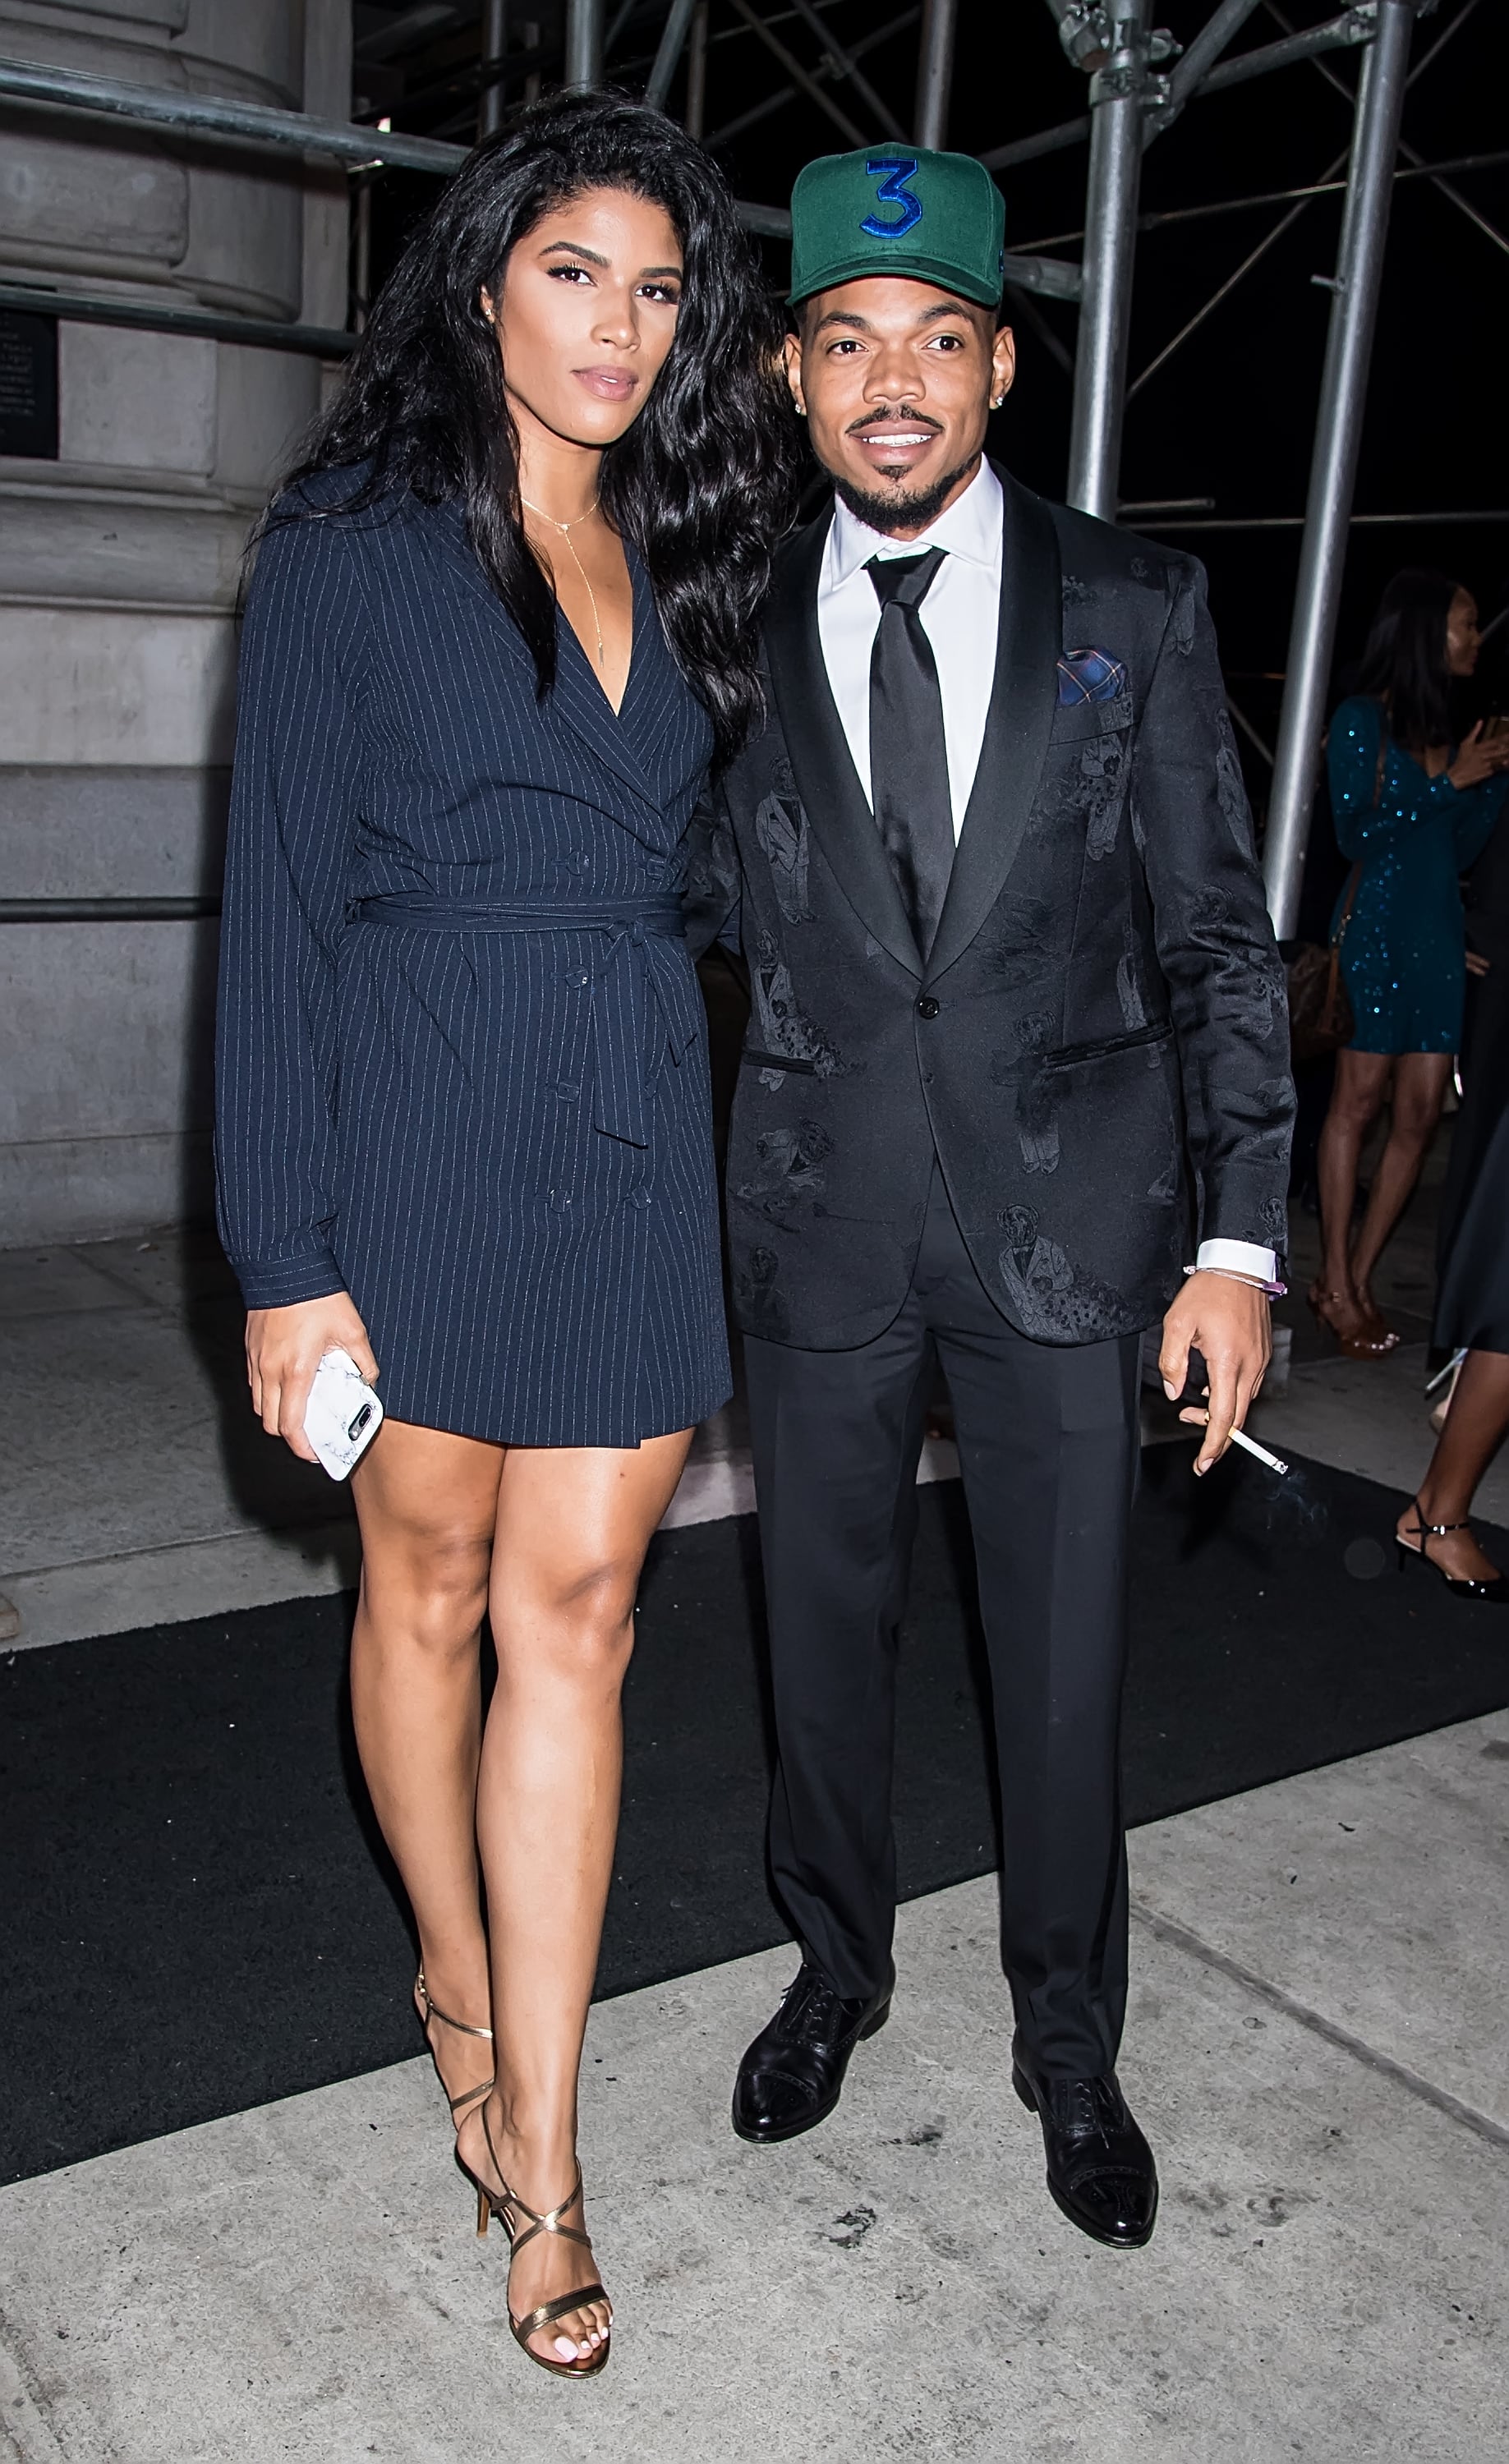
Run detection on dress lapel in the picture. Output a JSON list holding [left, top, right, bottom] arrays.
[[765, 511, 923, 980], [431, 501, 661, 816], [925, 468, 1061, 986], [548, 573, 663, 816]]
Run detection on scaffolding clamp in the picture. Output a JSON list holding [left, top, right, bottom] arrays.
[[1091, 61, 1171, 107], [1052, 3, 1116, 73]]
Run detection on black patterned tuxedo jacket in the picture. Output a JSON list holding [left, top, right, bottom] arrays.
[[684, 463, 1295, 1351]]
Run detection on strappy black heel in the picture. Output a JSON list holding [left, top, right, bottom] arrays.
[[460, 2108, 611, 2378], [1396, 1500, 1509, 1602], [413, 1967, 495, 2125]]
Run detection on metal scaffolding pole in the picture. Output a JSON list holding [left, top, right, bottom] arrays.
[[478, 0, 508, 135], [0, 278, 354, 358], [1065, 1, 1150, 518], [1160, 0, 1264, 109], [913, 0, 958, 149], [646, 0, 699, 108], [724, 0, 868, 146], [564, 0, 605, 87], [0, 51, 464, 172], [685, 0, 709, 134], [980, 7, 1379, 174], [787, 0, 907, 140], [0, 52, 785, 236], [1262, 0, 1419, 938]]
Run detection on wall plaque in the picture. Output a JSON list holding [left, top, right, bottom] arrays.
[[0, 310, 60, 459]]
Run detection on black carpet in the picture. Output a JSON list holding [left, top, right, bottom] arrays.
[[2, 1447, 1504, 2185]]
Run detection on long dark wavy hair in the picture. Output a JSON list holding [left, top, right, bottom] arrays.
[[1355, 568, 1461, 753], [274, 92, 798, 760]]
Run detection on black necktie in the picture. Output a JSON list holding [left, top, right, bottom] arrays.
[[867, 548, 953, 957]]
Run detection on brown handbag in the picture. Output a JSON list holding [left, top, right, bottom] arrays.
[[1286, 862, 1361, 1064]]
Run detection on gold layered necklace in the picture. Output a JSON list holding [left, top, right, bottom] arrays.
[[521, 492, 605, 665]]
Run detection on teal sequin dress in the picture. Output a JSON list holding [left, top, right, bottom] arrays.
[[1327, 694, 1508, 1054]]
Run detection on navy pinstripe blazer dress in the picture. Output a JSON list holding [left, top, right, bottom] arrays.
[[214, 472, 730, 1448]]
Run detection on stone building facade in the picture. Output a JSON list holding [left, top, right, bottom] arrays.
[[0, 0, 351, 1242]]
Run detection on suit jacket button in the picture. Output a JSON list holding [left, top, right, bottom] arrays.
[[916, 995, 940, 1020]]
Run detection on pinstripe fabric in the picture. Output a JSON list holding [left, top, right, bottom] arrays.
[[214, 472, 729, 1447]]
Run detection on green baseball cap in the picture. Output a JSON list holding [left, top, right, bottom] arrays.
[[788, 147, 1005, 310]]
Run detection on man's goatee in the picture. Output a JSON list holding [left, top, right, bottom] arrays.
[[832, 454, 981, 537]]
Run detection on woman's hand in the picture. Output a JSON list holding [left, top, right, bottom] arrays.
[[245, 1294, 379, 1464], [1447, 724, 1509, 791]]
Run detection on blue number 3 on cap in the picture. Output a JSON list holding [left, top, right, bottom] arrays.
[[861, 157, 922, 240]]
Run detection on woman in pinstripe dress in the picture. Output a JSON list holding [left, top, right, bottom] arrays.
[[214, 98, 794, 2374]]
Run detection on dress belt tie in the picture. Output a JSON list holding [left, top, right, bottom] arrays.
[[352, 894, 695, 1151]]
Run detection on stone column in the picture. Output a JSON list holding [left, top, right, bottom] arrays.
[[0, 0, 352, 1243]]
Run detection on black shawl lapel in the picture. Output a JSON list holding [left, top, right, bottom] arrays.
[[764, 511, 923, 980], [925, 467, 1061, 986]]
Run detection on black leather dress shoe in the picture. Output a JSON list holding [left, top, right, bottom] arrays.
[[731, 1961, 893, 2145], [1013, 2046, 1159, 2248]]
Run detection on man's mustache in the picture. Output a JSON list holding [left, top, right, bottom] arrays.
[[844, 411, 945, 436]]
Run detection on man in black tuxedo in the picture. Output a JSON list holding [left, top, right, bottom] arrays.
[[686, 148, 1293, 2248]]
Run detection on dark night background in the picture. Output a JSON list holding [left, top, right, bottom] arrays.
[[356, 0, 1509, 847]]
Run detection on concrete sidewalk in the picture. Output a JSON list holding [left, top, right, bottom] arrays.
[[3, 1138, 1507, 2460], [2, 1710, 1504, 2464]]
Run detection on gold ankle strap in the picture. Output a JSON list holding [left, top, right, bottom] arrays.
[[479, 2114, 591, 2255], [416, 1967, 494, 2042], [416, 1969, 495, 2117]]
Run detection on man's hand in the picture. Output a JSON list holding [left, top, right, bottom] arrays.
[[1158, 1272, 1272, 1476], [246, 1294, 378, 1464]]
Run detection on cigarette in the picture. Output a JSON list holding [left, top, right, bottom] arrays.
[[1228, 1426, 1289, 1475]]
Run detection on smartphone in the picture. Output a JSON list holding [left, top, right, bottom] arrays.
[[1479, 712, 1508, 742], [302, 1348, 383, 1480]]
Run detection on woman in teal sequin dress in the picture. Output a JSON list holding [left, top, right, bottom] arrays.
[[1313, 572, 1509, 1355]]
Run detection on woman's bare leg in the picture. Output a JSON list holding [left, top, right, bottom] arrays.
[[349, 1421, 504, 2103], [1350, 1050, 1453, 1313], [1397, 1348, 1509, 1582], [1316, 1049, 1392, 1333], [456, 1427, 693, 2366]]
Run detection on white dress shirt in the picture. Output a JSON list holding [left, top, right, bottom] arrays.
[[817, 457, 1002, 834], [813, 459, 1277, 1286]]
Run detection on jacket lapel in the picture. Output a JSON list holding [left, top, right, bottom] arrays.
[[764, 511, 923, 980], [548, 592, 662, 816], [925, 469, 1061, 986], [432, 502, 661, 816]]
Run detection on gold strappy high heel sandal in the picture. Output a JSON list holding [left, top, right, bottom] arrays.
[[462, 2106, 611, 2379], [413, 1967, 495, 2126]]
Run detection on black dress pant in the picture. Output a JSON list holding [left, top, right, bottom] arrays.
[[744, 1166, 1141, 2079]]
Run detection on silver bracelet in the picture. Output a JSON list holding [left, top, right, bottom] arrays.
[[1182, 1263, 1287, 1299]]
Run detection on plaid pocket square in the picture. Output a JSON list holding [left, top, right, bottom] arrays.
[[1056, 646, 1128, 706]]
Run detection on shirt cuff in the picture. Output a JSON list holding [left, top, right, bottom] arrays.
[[1195, 1237, 1278, 1283]]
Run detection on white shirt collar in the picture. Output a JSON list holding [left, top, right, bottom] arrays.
[[826, 457, 1003, 590]]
